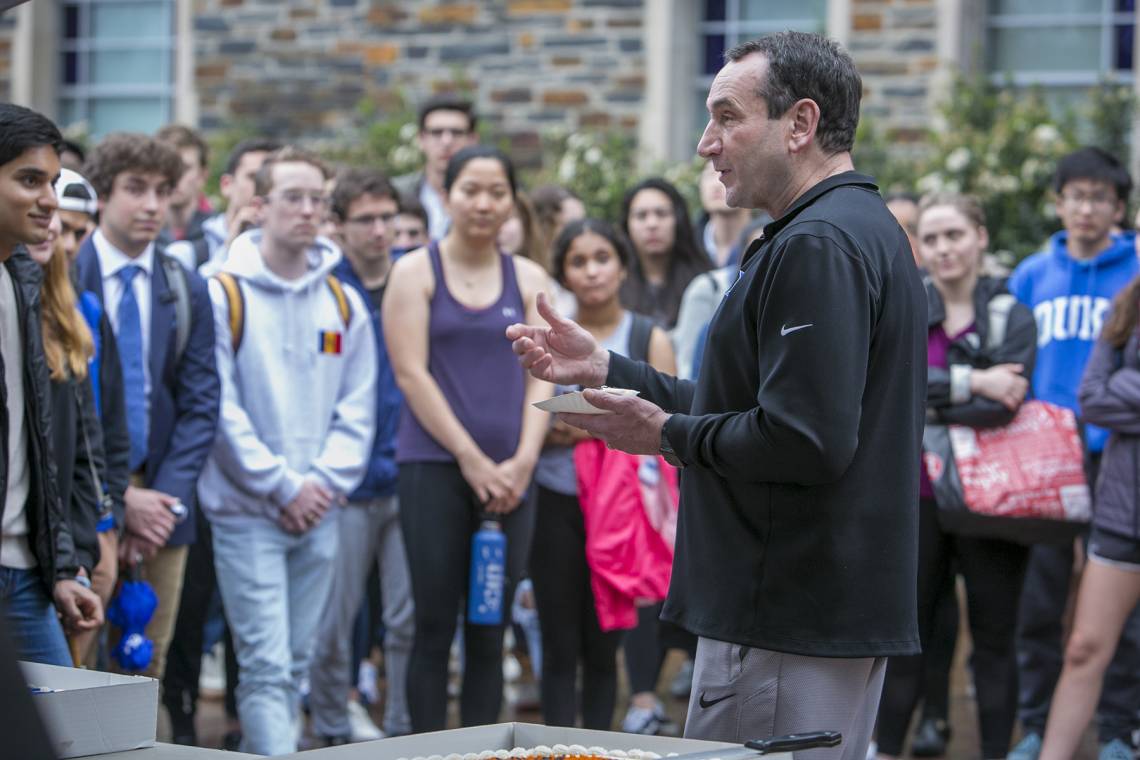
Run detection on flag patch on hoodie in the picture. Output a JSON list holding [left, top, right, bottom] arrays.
[[318, 330, 343, 355]]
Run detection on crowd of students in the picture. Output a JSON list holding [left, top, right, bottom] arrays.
[[2, 87, 1140, 760]]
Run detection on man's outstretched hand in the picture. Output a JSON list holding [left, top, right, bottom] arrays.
[[506, 292, 610, 387], [560, 389, 670, 456]]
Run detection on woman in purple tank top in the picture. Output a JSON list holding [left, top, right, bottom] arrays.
[[383, 146, 553, 732]]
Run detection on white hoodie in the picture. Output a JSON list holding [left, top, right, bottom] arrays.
[[197, 230, 377, 526]]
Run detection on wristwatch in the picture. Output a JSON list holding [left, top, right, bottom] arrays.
[[659, 422, 684, 468]]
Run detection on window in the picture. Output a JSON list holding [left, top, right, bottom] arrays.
[[986, 0, 1136, 87], [695, 0, 829, 138], [59, 0, 176, 137]]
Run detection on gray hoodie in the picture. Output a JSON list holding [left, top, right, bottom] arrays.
[[197, 230, 377, 526], [1079, 329, 1140, 541]]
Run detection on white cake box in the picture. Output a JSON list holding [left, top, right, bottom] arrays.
[[21, 661, 158, 758], [281, 722, 788, 760]]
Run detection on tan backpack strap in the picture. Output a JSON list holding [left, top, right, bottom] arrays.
[[326, 275, 353, 328], [214, 272, 245, 354]]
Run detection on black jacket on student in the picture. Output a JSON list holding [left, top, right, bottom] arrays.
[[925, 275, 1037, 428], [607, 172, 927, 658], [0, 248, 81, 588], [49, 372, 107, 575]]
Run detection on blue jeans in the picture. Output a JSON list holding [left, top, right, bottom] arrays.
[[0, 566, 71, 666], [213, 514, 339, 756]]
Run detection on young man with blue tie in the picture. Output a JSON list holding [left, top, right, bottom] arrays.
[[75, 133, 220, 680]]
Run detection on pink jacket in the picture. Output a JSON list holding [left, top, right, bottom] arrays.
[[574, 439, 679, 632]]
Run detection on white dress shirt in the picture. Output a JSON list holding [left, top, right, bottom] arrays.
[[94, 229, 154, 412]]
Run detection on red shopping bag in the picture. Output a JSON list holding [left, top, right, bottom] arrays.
[[923, 400, 1091, 544]]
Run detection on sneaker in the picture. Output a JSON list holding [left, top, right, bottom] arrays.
[[1007, 732, 1042, 760], [357, 660, 380, 705], [669, 659, 694, 700], [347, 700, 386, 743], [199, 644, 225, 697], [1099, 739, 1134, 760], [621, 700, 667, 735], [911, 717, 950, 757]]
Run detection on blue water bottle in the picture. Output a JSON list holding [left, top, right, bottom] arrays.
[[468, 517, 507, 625]]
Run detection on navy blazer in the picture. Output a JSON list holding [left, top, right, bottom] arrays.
[[74, 236, 220, 546]]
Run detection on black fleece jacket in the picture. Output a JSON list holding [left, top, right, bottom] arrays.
[[924, 275, 1037, 428], [607, 172, 927, 657]]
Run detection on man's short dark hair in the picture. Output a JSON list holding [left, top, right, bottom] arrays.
[[0, 103, 62, 168], [330, 168, 397, 220], [1053, 146, 1133, 201], [397, 193, 430, 229], [83, 133, 184, 199], [60, 138, 86, 164], [725, 31, 862, 155], [417, 94, 477, 133], [224, 137, 283, 177], [156, 123, 209, 167]]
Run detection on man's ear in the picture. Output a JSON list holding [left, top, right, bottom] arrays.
[[787, 98, 821, 154]]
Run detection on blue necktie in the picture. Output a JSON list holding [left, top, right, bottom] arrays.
[[115, 265, 148, 471]]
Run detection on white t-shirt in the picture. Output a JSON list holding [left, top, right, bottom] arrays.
[[0, 263, 34, 568]]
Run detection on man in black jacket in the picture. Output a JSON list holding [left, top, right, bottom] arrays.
[[0, 103, 103, 665], [508, 32, 926, 759]]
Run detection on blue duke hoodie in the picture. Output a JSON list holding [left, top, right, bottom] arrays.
[[1008, 230, 1139, 453]]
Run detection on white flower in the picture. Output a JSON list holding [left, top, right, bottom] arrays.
[[945, 147, 972, 173], [1021, 158, 1043, 182], [992, 174, 1019, 193], [916, 172, 945, 194], [392, 145, 418, 167], [399, 122, 418, 142], [567, 132, 587, 151], [558, 154, 577, 183], [584, 146, 602, 165], [1031, 123, 1061, 149]]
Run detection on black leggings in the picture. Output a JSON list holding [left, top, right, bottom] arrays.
[[877, 499, 1029, 759], [529, 486, 621, 729], [398, 461, 536, 733]]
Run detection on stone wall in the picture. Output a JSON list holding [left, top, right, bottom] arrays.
[[0, 10, 17, 103], [847, 0, 940, 146], [192, 0, 646, 163]]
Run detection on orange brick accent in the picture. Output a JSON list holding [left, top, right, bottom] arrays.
[[519, 31, 536, 49], [196, 62, 229, 79], [551, 55, 581, 67], [579, 111, 612, 128], [364, 44, 400, 67], [853, 13, 882, 30], [270, 28, 296, 41], [567, 18, 595, 32], [543, 90, 588, 106], [507, 0, 572, 14], [367, 7, 406, 25], [288, 7, 315, 18], [418, 4, 478, 25]]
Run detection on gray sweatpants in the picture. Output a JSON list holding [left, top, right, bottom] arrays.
[[684, 637, 886, 760], [309, 496, 414, 737]]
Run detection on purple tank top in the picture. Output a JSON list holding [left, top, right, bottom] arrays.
[[397, 242, 527, 464]]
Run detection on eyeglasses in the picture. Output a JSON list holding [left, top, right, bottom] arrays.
[[346, 212, 397, 227], [269, 191, 329, 210], [1059, 191, 1117, 210], [423, 127, 470, 140]]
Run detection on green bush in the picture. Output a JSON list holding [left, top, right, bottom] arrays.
[[855, 75, 1134, 264]]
